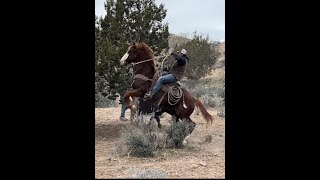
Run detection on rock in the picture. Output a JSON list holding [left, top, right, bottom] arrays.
[[204, 135, 212, 143], [199, 161, 207, 167], [214, 153, 218, 156]]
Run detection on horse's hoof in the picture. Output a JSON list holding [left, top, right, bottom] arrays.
[[158, 124, 161, 129]]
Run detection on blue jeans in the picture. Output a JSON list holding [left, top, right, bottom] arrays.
[[120, 96, 127, 117], [151, 74, 177, 96], [120, 103, 127, 117]]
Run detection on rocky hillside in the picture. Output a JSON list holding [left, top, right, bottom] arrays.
[[213, 41, 225, 69], [209, 41, 225, 78], [168, 33, 191, 50], [168, 33, 225, 78]]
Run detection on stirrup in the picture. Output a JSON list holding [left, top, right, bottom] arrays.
[[144, 92, 153, 100]]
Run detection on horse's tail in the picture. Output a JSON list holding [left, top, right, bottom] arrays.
[[194, 98, 214, 127]]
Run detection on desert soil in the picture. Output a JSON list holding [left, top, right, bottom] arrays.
[[95, 106, 225, 179]]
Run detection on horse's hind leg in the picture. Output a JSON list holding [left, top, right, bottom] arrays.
[[182, 117, 196, 145], [150, 110, 163, 128]]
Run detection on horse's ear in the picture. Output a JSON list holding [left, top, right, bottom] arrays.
[[131, 42, 137, 49]]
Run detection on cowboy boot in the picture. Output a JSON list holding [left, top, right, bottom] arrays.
[[143, 91, 153, 100]]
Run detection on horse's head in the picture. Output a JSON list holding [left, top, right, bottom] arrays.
[[120, 42, 154, 66]]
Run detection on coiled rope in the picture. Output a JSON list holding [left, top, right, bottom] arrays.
[[167, 86, 183, 106]]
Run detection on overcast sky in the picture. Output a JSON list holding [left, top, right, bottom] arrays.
[[95, 0, 225, 42]]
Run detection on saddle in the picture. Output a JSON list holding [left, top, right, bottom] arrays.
[[159, 82, 181, 93], [149, 82, 183, 107], [138, 72, 184, 107]]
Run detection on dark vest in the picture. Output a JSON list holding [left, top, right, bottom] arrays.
[[170, 61, 187, 80]]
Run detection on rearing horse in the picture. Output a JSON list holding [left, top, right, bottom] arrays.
[[120, 42, 213, 144]]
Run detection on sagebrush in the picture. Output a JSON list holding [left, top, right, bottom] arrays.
[[120, 117, 165, 157], [180, 78, 225, 108], [119, 115, 194, 157], [165, 117, 191, 148]]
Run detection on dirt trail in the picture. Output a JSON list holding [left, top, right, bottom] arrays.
[[95, 107, 225, 178]]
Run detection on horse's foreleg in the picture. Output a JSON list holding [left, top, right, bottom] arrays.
[[124, 89, 143, 109], [124, 89, 143, 120]]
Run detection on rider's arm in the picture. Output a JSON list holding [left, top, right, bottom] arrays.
[[171, 52, 186, 66]]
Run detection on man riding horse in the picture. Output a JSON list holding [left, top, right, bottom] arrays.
[[119, 42, 213, 136], [144, 49, 189, 100]]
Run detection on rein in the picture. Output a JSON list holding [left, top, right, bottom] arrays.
[[130, 55, 169, 85], [132, 58, 154, 66], [132, 55, 168, 67]]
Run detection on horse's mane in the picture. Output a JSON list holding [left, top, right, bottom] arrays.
[[136, 42, 156, 66]]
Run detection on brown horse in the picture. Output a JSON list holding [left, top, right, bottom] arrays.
[[120, 42, 213, 144]]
